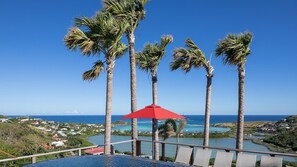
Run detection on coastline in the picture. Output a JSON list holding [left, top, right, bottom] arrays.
[[2, 115, 295, 157]]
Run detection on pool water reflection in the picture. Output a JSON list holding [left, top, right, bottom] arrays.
[[24, 155, 189, 167]]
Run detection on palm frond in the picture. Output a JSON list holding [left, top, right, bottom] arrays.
[[83, 61, 104, 81], [114, 42, 128, 59], [104, 0, 148, 33], [136, 35, 173, 75], [135, 51, 150, 73], [215, 32, 253, 66], [64, 27, 98, 56], [164, 119, 177, 132], [171, 48, 192, 72], [177, 119, 186, 134], [158, 119, 177, 141], [171, 38, 207, 73], [160, 35, 173, 49], [65, 8, 127, 82], [74, 17, 95, 28]]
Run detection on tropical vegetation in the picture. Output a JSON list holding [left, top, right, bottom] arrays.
[[262, 115, 297, 152], [64, 11, 128, 155], [215, 32, 253, 150], [158, 119, 186, 143], [0, 123, 49, 159], [264, 131, 297, 151], [158, 119, 186, 158], [104, 0, 148, 155], [171, 38, 214, 146], [136, 35, 173, 160]]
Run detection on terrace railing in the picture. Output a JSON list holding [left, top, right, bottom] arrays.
[[136, 139, 297, 164], [1, 139, 296, 165], [0, 140, 134, 165]]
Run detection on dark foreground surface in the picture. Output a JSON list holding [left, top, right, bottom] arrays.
[[24, 155, 189, 167]]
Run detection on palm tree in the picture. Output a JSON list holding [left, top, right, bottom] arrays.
[[158, 119, 186, 157], [215, 32, 253, 150], [64, 11, 128, 155], [171, 38, 214, 147], [158, 119, 177, 141], [136, 35, 173, 160], [104, 0, 148, 156]]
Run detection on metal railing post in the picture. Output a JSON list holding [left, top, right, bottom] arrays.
[[78, 149, 82, 156], [190, 146, 194, 165], [31, 156, 36, 164], [161, 143, 165, 161], [111, 145, 115, 155], [136, 140, 141, 156]]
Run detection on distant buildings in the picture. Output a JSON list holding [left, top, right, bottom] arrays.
[[31, 121, 39, 125], [0, 118, 9, 123], [51, 141, 64, 147]]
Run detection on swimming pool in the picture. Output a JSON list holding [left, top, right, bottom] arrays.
[[24, 155, 189, 167]]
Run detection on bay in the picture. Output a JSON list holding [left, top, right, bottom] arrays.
[[88, 135, 297, 162]]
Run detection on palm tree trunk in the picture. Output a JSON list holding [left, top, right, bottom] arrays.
[[236, 63, 245, 150], [152, 73, 158, 105], [203, 74, 213, 146], [104, 60, 115, 155], [152, 72, 159, 160], [175, 133, 179, 158], [128, 32, 138, 156], [152, 118, 159, 160]]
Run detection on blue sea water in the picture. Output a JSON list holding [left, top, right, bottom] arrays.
[[11, 115, 288, 124], [9, 115, 289, 133]]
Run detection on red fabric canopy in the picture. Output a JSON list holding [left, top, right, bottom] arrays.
[[122, 104, 185, 120], [84, 147, 104, 155]]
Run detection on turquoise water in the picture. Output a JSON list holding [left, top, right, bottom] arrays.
[[11, 115, 288, 124], [88, 135, 297, 162], [11, 115, 288, 133], [112, 122, 230, 133]]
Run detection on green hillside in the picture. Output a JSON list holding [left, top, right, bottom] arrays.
[[0, 123, 51, 159], [263, 115, 297, 151]]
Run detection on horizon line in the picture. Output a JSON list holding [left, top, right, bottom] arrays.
[[5, 114, 292, 116]]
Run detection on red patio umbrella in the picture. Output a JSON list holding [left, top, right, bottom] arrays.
[[122, 104, 185, 160], [123, 104, 185, 120]]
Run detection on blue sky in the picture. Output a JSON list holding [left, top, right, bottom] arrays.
[[0, 0, 296, 115]]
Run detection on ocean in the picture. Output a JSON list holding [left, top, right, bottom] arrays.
[[9, 115, 289, 133], [11, 115, 288, 124]]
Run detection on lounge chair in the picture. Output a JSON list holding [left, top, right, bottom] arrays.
[[260, 156, 282, 167], [236, 153, 257, 167], [213, 151, 234, 167], [174, 146, 193, 165], [192, 148, 212, 167]]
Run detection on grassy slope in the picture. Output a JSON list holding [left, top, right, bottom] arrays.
[[0, 123, 52, 159]]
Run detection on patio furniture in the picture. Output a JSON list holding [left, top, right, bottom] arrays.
[[192, 148, 212, 167], [213, 151, 234, 167], [175, 146, 193, 165], [236, 153, 257, 167], [24, 155, 190, 167], [260, 156, 283, 167]]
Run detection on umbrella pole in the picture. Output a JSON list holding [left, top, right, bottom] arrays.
[[152, 118, 159, 160]]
